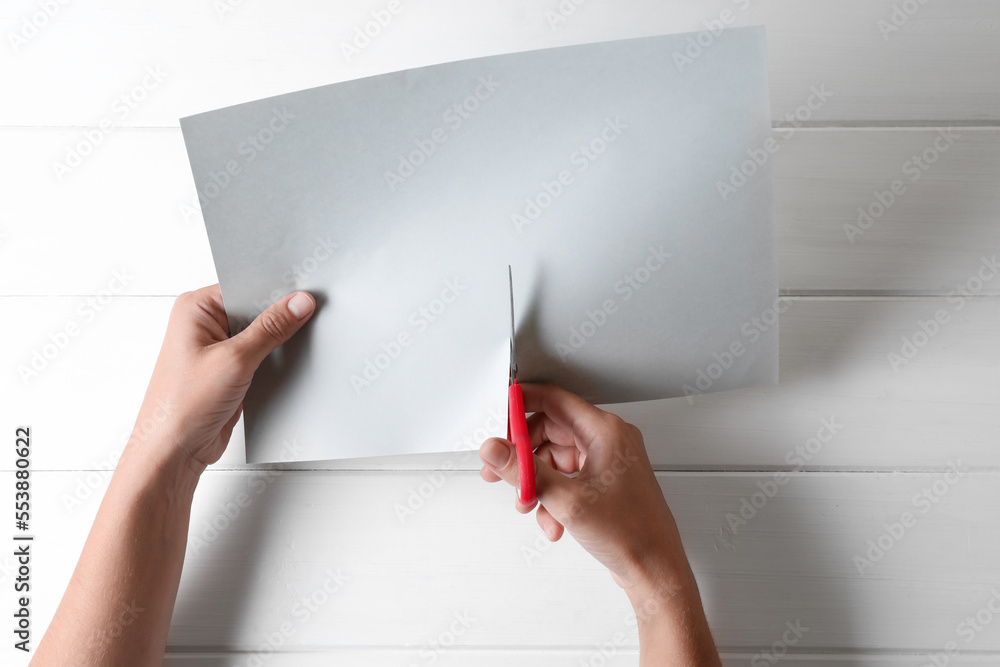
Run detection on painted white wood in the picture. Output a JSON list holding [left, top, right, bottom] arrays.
[[5, 0, 998, 664], [0, 127, 219, 296], [4, 469, 999, 666], [2, 0, 998, 126], [3, 127, 997, 297], [3, 296, 998, 473], [775, 128, 1000, 294], [154, 652, 1000, 667]]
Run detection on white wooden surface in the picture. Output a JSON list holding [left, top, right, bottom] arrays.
[[2, 0, 999, 665]]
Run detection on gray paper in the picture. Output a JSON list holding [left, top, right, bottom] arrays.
[[180, 27, 777, 463]]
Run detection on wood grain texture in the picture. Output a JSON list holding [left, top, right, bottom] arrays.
[[3, 469, 999, 665], [4, 0, 998, 664], [3, 296, 997, 472], [1, 0, 998, 126], [158, 653, 1000, 666], [775, 128, 1000, 294], [3, 127, 997, 296]]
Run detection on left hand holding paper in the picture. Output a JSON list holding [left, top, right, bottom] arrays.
[[131, 284, 315, 473]]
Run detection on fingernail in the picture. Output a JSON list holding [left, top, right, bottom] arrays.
[[483, 440, 511, 469], [287, 292, 314, 320]]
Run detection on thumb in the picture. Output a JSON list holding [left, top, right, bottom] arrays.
[[480, 437, 576, 512], [232, 291, 316, 368]]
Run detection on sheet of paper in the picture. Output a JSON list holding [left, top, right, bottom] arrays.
[[179, 26, 777, 464]]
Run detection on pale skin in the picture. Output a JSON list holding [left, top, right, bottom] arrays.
[[32, 283, 720, 666], [479, 385, 721, 666]]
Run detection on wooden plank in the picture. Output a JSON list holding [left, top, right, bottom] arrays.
[[0, 128, 219, 296], [775, 128, 1000, 294], [5, 470, 999, 661], [4, 296, 999, 473], [2, 1, 998, 126], [155, 652, 1000, 666], [3, 127, 997, 297], [764, 0, 1000, 124]]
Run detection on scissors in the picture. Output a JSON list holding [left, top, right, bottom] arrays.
[[507, 265, 537, 506]]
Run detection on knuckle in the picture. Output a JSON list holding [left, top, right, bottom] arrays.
[[257, 310, 290, 344], [565, 500, 585, 524], [601, 412, 628, 434], [171, 290, 195, 313]]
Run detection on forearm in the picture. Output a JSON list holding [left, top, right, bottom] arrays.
[[626, 532, 721, 666], [631, 583, 721, 667], [32, 437, 200, 667]]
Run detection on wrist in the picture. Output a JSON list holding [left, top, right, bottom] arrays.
[[625, 568, 720, 667], [620, 536, 721, 667], [120, 425, 203, 501], [624, 564, 698, 622], [617, 523, 706, 619], [619, 519, 694, 597]]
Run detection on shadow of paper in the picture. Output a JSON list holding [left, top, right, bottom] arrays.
[[240, 291, 327, 462]]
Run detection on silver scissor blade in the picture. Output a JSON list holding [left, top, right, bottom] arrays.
[[508, 265, 517, 380]]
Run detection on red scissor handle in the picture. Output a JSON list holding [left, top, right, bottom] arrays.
[[507, 379, 536, 505]]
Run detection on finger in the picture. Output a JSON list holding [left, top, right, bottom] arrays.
[[479, 437, 576, 512], [230, 291, 316, 368], [478, 439, 504, 484], [167, 285, 230, 343], [217, 403, 243, 445], [520, 383, 609, 452], [193, 284, 231, 334], [479, 466, 502, 483], [534, 441, 584, 475], [526, 411, 576, 449], [513, 494, 536, 514], [536, 504, 565, 541]]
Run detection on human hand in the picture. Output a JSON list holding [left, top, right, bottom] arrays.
[[478, 383, 700, 610], [129, 284, 315, 477]]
